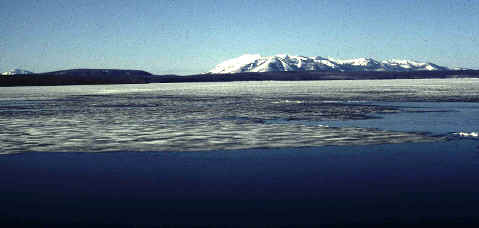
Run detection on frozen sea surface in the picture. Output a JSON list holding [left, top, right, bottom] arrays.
[[1, 79, 479, 154]]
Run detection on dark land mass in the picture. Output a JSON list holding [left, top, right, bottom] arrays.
[[1, 69, 479, 86], [151, 70, 479, 83], [0, 69, 151, 86]]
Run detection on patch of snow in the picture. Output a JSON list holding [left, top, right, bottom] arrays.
[[208, 54, 262, 74], [453, 132, 479, 137], [425, 65, 436, 71], [1, 69, 34, 75]]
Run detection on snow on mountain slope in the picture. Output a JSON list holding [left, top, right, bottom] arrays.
[[1, 69, 34, 75], [208, 54, 451, 74]]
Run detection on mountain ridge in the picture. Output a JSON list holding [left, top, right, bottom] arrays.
[[1, 68, 479, 86], [208, 54, 454, 74], [0, 69, 151, 86]]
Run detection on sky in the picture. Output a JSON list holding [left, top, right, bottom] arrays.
[[1, 0, 478, 75]]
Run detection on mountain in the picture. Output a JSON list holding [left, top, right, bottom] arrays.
[[1, 69, 34, 75], [208, 54, 451, 74]]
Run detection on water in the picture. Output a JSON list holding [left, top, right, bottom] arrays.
[[2, 79, 479, 226], [1, 79, 479, 154], [324, 101, 479, 135], [2, 140, 479, 226]]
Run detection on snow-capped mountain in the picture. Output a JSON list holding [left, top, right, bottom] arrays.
[[208, 54, 450, 74], [1, 69, 34, 75]]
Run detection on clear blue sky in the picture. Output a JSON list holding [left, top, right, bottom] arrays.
[[1, 0, 478, 75]]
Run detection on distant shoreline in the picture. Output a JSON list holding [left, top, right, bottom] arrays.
[[1, 69, 479, 86], [153, 70, 479, 83]]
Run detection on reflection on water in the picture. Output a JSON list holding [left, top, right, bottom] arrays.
[[1, 79, 479, 154]]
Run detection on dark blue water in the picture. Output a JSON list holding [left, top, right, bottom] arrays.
[[2, 140, 479, 227]]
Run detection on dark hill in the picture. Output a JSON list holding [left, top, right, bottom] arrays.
[[0, 69, 151, 86]]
